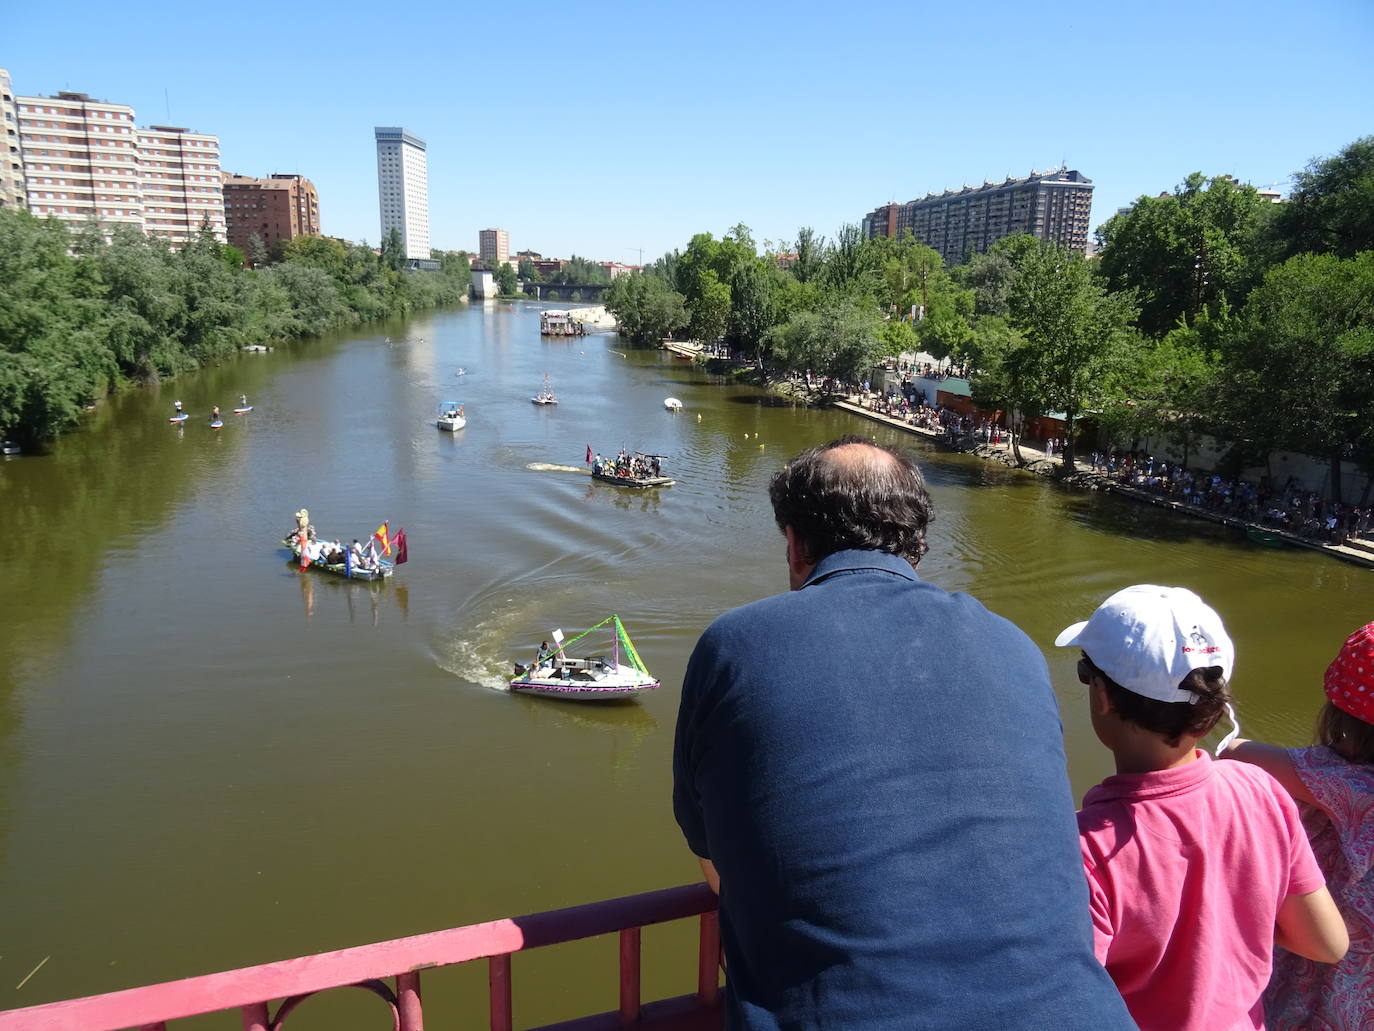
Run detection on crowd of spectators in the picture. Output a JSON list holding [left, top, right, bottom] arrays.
[[1087, 451, 1371, 545]]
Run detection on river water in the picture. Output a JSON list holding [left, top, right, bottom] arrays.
[[0, 301, 1367, 1026]]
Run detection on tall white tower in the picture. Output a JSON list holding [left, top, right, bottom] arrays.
[[374, 127, 429, 260]]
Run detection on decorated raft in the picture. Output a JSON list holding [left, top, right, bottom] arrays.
[[510, 616, 659, 701]]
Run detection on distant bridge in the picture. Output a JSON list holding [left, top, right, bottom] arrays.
[[524, 282, 611, 301]]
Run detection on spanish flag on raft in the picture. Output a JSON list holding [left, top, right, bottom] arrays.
[[372, 522, 391, 556]]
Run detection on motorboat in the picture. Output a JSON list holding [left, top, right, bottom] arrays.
[[664, 397, 683, 411], [437, 401, 467, 431], [510, 616, 659, 700], [0, 440, 21, 455]]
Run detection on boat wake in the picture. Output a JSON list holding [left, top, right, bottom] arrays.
[[525, 462, 589, 475], [437, 614, 516, 692]]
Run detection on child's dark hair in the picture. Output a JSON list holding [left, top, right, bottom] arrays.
[[1316, 700, 1374, 764], [1082, 653, 1231, 747]]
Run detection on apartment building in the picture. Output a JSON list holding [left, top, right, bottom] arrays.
[[139, 125, 225, 243], [0, 69, 25, 210], [16, 89, 142, 233], [862, 168, 1095, 264], [375, 127, 429, 260], [222, 172, 320, 255], [479, 228, 509, 264]]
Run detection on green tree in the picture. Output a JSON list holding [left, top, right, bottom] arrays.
[[380, 227, 405, 271], [965, 316, 1039, 465], [1218, 251, 1374, 501], [603, 273, 689, 347], [765, 296, 883, 382], [689, 269, 731, 345], [494, 261, 519, 296], [1272, 135, 1374, 260], [1096, 174, 1274, 337], [791, 227, 826, 285], [518, 257, 541, 283], [1009, 242, 1139, 468], [246, 233, 269, 269]]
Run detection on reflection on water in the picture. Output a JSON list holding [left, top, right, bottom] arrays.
[[0, 301, 1367, 1024]]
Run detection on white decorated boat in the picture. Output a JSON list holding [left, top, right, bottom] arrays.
[[510, 617, 659, 701], [437, 401, 467, 431], [531, 374, 558, 405]]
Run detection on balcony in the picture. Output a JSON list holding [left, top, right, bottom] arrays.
[[0, 884, 722, 1031]]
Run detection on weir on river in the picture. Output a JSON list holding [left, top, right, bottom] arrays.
[[0, 300, 1365, 1026]]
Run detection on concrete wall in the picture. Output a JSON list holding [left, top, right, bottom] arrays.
[[470, 270, 497, 299]]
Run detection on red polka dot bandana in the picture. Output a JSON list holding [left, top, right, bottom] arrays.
[[1325, 622, 1374, 725]]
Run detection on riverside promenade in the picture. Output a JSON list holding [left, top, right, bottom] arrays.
[[658, 338, 1371, 570], [832, 397, 1374, 570]]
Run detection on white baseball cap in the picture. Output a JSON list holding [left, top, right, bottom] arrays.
[[1055, 585, 1234, 703]]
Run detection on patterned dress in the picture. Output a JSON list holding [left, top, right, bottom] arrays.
[[1264, 746, 1374, 1030]]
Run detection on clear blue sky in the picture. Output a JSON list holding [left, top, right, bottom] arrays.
[[7, 0, 1372, 263]]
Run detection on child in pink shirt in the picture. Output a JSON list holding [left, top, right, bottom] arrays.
[[1223, 622, 1374, 1030], [1056, 585, 1348, 1031]]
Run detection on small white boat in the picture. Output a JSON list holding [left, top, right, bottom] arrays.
[[437, 401, 467, 431], [531, 374, 558, 405], [0, 440, 21, 455], [664, 397, 683, 411], [510, 617, 659, 701]]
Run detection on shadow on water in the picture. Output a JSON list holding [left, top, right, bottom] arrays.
[[1054, 484, 1262, 549], [725, 394, 807, 407]]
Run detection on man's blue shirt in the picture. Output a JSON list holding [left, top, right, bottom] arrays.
[[673, 549, 1133, 1029]]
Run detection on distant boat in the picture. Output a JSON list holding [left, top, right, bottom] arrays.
[[510, 616, 659, 701], [437, 401, 467, 431], [531, 374, 558, 405], [664, 397, 683, 411], [0, 440, 21, 455]]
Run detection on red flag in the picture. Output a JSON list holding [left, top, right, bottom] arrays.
[[394, 528, 408, 565], [586, 444, 593, 466]]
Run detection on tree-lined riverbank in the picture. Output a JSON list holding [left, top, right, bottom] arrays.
[[0, 213, 471, 443]]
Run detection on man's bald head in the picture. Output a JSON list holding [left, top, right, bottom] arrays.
[[768, 435, 933, 568]]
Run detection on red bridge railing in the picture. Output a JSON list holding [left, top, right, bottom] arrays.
[[0, 883, 722, 1031]]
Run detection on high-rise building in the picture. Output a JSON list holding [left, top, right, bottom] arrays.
[[11, 78, 225, 245], [375, 127, 429, 260], [16, 89, 142, 233], [479, 228, 509, 264], [138, 125, 225, 243], [222, 172, 320, 256], [0, 69, 26, 211], [862, 168, 1094, 264]]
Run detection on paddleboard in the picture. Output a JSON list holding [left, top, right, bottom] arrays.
[[169, 414, 188, 423], [233, 406, 253, 413], [210, 420, 223, 429]]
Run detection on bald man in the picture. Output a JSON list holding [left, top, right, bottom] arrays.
[[673, 436, 1131, 1030]]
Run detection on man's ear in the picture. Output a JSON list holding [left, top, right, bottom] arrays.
[[784, 525, 812, 574], [1089, 678, 1114, 718]]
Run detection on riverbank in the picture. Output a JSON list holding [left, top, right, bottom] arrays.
[[831, 397, 1374, 570], [567, 304, 617, 330]]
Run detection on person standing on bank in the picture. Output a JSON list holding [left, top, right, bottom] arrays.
[[673, 435, 1132, 1030]]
